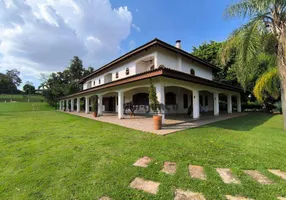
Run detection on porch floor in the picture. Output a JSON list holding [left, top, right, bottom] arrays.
[[62, 111, 247, 135]]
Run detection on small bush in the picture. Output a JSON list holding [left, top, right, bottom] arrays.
[[242, 101, 262, 112]]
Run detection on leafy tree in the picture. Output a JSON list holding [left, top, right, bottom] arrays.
[[223, 0, 286, 129], [0, 69, 22, 94], [148, 80, 160, 113], [6, 69, 22, 87], [192, 41, 239, 86], [23, 82, 36, 95], [192, 41, 223, 66], [41, 57, 94, 106]]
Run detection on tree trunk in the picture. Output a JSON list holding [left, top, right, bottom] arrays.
[[277, 28, 286, 130]]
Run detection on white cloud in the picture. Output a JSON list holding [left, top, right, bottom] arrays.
[[0, 0, 133, 87]]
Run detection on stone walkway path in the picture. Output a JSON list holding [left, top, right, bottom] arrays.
[[127, 156, 286, 199]]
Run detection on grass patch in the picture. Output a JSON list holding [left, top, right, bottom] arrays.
[[0, 102, 54, 113], [0, 94, 44, 102], [0, 110, 285, 199]]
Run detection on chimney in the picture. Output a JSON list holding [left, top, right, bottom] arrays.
[[175, 40, 181, 49]]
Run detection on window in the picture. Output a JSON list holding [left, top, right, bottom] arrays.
[[133, 93, 149, 105], [165, 92, 176, 105], [93, 81, 95, 86], [126, 68, 129, 75], [190, 69, 195, 75], [205, 96, 208, 106], [183, 94, 188, 109], [116, 72, 119, 78], [98, 79, 101, 85]]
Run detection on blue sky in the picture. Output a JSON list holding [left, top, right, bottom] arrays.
[[0, 0, 246, 88], [115, 0, 245, 54]]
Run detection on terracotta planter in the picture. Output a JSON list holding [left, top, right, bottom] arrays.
[[93, 112, 98, 117], [153, 115, 162, 130]]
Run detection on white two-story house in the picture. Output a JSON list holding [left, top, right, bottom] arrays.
[[59, 38, 242, 122]]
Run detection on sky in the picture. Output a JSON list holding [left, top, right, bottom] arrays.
[[0, 0, 246, 89]]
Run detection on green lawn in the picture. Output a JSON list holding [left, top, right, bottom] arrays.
[[0, 102, 54, 112], [0, 94, 44, 102], [0, 103, 285, 199]]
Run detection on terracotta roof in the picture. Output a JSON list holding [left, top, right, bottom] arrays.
[[78, 38, 221, 83], [60, 67, 242, 100]]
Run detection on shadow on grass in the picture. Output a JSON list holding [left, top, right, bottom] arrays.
[[210, 112, 275, 131]]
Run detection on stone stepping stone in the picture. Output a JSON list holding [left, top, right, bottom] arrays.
[[161, 161, 177, 174], [278, 197, 286, 200], [133, 156, 152, 168], [129, 177, 160, 194], [174, 189, 206, 200], [225, 195, 254, 200], [216, 168, 240, 184], [99, 197, 112, 200], [268, 169, 286, 180], [189, 165, 206, 180], [244, 170, 273, 184]]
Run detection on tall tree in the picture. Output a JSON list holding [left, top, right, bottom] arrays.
[[0, 70, 22, 94], [224, 0, 286, 129], [6, 69, 22, 87], [192, 41, 223, 66], [23, 82, 36, 95], [41, 56, 94, 106]]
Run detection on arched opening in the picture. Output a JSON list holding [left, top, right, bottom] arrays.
[[164, 86, 193, 116], [219, 93, 228, 112], [190, 69, 195, 75], [115, 72, 119, 79], [199, 90, 214, 116], [183, 94, 188, 109], [165, 92, 176, 105], [135, 56, 155, 73], [126, 68, 129, 75], [133, 93, 149, 105], [103, 92, 118, 112]]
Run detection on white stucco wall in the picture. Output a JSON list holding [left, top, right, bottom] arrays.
[[156, 48, 178, 70], [156, 48, 213, 80], [83, 46, 215, 90], [83, 50, 157, 90], [182, 57, 213, 80]]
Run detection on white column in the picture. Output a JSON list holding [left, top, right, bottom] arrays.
[[155, 83, 165, 122], [192, 89, 200, 119], [71, 99, 74, 112], [77, 97, 80, 112], [85, 96, 89, 114], [66, 99, 69, 111], [59, 100, 62, 110], [98, 94, 102, 116], [118, 91, 123, 119], [237, 94, 242, 112], [227, 94, 232, 114], [214, 92, 219, 116]]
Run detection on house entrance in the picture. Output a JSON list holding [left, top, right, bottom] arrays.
[[103, 96, 116, 112]]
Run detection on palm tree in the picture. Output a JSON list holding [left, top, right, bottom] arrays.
[[253, 67, 280, 102], [224, 0, 286, 130]]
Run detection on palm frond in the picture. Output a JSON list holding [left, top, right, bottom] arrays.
[[253, 67, 280, 102]]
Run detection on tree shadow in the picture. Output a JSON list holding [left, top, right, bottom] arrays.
[[209, 112, 275, 131]]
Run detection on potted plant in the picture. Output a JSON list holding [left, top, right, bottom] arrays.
[[91, 95, 98, 117], [149, 80, 162, 130]]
